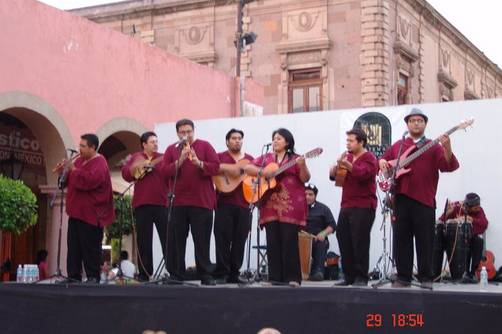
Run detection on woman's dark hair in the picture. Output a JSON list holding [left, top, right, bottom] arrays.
[[140, 131, 157, 145], [36, 249, 48, 265], [346, 128, 368, 147], [272, 128, 296, 154], [225, 128, 244, 141]]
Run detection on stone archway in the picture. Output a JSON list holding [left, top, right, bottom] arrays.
[[96, 118, 147, 267], [0, 91, 73, 278]]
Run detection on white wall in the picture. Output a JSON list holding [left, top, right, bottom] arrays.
[[154, 98, 502, 275]]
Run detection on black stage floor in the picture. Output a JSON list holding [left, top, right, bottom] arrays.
[[1, 281, 501, 334]]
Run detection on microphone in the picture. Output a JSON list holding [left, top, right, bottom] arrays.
[[263, 142, 272, 148], [67, 148, 78, 155], [175, 136, 188, 148], [402, 130, 409, 138]]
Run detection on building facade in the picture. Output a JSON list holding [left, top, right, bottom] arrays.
[[73, 0, 502, 115]]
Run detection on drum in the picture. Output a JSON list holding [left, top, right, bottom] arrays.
[[298, 232, 314, 280], [432, 221, 445, 278], [445, 218, 472, 279]]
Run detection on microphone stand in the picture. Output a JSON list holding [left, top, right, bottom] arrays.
[[148, 142, 197, 287], [111, 181, 140, 284], [240, 143, 270, 285], [39, 150, 79, 284], [372, 131, 417, 289]]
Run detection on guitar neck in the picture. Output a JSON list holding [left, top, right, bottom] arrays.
[[273, 155, 301, 177], [400, 125, 459, 168]]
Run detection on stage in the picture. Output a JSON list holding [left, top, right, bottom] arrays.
[[1, 280, 501, 334]]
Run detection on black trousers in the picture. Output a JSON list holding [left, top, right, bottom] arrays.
[[134, 205, 168, 280], [169, 206, 214, 278], [467, 235, 484, 276], [394, 194, 435, 282], [265, 221, 302, 284], [336, 208, 375, 283], [214, 203, 251, 278], [310, 239, 329, 275], [67, 217, 104, 281]]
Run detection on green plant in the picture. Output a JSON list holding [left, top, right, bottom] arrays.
[[0, 175, 38, 234], [105, 195, 134, 241]]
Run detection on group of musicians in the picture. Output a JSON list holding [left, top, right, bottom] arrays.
[[58, 108, 489, 287]]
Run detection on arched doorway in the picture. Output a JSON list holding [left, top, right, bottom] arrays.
[[98, 130, 143, 268], [0, 107, 70, 280]]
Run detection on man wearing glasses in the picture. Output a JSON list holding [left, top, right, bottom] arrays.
[[379, 108, 459, 289], [162, 119, 220, 285]]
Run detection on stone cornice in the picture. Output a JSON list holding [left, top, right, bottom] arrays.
[[437, 69, 457, 89], [393, 40, 419, 62], [70, 0, 220, 21], [276, 37, 331, 54], [404, 0, 501, 77]]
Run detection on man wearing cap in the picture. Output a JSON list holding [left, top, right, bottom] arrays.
[[305, 184, 336, 281], [379, 108, 459, 289], [439, 193, 488, 283]]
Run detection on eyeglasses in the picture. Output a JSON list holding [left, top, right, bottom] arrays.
[[407, 119, 425, 124]]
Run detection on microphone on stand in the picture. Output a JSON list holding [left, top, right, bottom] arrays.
[[263, 142, 272, 148], [402, 130, 409, 138], [67, 148, 78, 155]]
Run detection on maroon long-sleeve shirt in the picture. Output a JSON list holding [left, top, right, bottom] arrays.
[[121, 151, 168, 209], [216, 151, 254, 209], [162, 139, 219, 210], [381, 137, 459, 208], [66, 154, 115, 227], [337, 151, 378, 209], [439, 201, 488, 235]]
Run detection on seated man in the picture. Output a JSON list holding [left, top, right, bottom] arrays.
[[305, 184, 336, 281], [439, 192, 488, 282]]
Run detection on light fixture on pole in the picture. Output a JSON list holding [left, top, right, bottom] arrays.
[[238, 32, 257, 116]]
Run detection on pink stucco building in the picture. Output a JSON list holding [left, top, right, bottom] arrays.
[[0, 0, 263, 277]]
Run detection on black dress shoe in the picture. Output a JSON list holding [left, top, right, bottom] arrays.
[[201, 275, 216, 286], [334, 280, 352, 286], [391, 280, 411, 288], [309, 272, 324, 281], [84, 277, 100, 284], [353, 277, 368, 287]]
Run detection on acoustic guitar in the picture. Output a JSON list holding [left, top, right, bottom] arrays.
[[475, 250, 497, 280], [213, 159, 250, 193], [242, 147, 323, 204], [378, 118, 474, 192]]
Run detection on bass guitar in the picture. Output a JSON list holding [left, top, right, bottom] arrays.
[[378, 118, 474, 192], [242, 147, 323, 204]]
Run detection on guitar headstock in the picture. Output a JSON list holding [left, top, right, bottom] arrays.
[[458, 118, 475, 131], [304, 147, 323, 159]]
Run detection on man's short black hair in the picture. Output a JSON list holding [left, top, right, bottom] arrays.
[[225, 128, 244, 141], [346, 128, 368, 147], [120, 251, 129, 261], [140, 131, 157, 145], [175, 119, 194, 131], [81, 133, 99, 150]]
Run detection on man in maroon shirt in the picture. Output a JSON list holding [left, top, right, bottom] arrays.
[[330, 128, 378, 286], [380, 108, 459, 289], [213, 129, 254, 283], [64, 133, 115, 283], [439, 193, 488, 283], [162, 119, 220, 285], [122, 131, 168, 281]]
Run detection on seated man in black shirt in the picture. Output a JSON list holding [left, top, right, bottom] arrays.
[[305, 184, 337, 281]]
